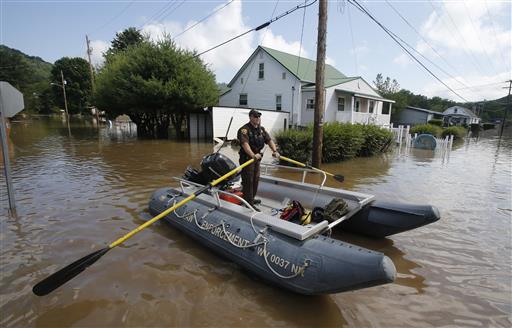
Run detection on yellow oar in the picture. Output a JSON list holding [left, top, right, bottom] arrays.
[[279, 156, 344, 182], [33, 158, 255, 296]]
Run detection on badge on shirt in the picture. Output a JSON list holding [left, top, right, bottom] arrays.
[[241, 128, 248, 135]]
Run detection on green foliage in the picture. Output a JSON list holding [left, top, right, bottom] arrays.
[[275, 129, 312, 163], [357, 124, 394, 157], [482, 123, 495, 130], [95, 37, 218, 139], [428, 119, 443, 126], [320, 122, 364, 162], [0, 45, 54, 113], [410, 124, 443, 137], [373, 73, 400, 94], [275, 123, 391, 163], [442, 126, 467, 140], [51, 57, 92, 115], [104, 27, 145, 62], [373, 73, 459, 120]]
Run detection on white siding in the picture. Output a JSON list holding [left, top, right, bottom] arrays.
[[333, 78, 381, 97], [219, 49, 301, 119], [211, 106, 289, 140], [301, 90, 316, 125], [333, 90, 352, 123]]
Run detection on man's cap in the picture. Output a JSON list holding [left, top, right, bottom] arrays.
[[249, 109, 262, 117]]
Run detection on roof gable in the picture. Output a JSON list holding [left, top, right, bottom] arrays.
[[227, 46, 348, 87], [444, 106, 478, 117], [261, 46, 347, 85]]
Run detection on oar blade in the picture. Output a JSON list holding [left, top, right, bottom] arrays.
[[33, 247, 110, 296], [333, 174, 345, 183]]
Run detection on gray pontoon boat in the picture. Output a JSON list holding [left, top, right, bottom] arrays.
[[148, 154, 440, 295]]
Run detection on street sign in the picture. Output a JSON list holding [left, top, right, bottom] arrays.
[[0, 81, 23, 211], [0, 81, 25, 117]]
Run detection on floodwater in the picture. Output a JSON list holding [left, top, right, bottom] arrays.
[[1, 117, 511, 327]]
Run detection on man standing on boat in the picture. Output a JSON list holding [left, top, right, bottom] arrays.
[[237, 109, 280, 209]]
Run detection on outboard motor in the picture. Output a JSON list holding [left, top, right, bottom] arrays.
[[183, 153, 240, 187]]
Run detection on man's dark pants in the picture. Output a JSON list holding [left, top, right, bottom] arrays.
[[240, 158, 260, 206]]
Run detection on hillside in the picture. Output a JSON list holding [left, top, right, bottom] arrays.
[[0, 44, 54, 113]]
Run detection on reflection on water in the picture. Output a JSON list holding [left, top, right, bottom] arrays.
[[0, 118, 511, 327]]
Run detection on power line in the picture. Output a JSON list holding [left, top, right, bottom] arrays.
[[89, 1, 134, 36], [138, 1, 176, 28], [158, 0, 186, 22], [385, 0, 470, 89], [451, 81, 507, 91], [173, 0, 235, 40], [484, 0, 510, 70], [348, 0, 469, 102], [430, 0, 487, 76], [193, 0, 317, 59], [462, 1, 499, 75], [346, 4, 358, 76]]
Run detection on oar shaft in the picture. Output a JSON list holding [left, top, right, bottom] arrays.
[[109, 194, 196, 248], [280, 156, 334, 177], [109, 158, 255, 249]]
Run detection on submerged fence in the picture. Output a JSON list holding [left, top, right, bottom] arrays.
[[390, 123, 454, 154]]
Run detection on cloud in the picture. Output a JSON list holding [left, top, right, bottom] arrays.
[[88, 40, 109, 67], [258, 29, 309, 58], [141, 0, 254, 81], [350, 41, 368, 56], [420, 0, 511, 58], [393, 53, 412, 67]]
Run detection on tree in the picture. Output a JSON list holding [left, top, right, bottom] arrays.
[[95, 38, 218, 139], [373, 73, 400, 96], [0, 46, 31, 89], [51, 57, 92, 115], [104, 27, 144, 62]]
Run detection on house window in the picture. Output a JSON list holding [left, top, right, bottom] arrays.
[[240, 77, 243, 84], [239, 94, 248, 106], [382, 102, 390, 114], [258, 63, 264, 79], [276, 95, 282, 111], [306, 98, 315, 110], [282, 72, 286, 80], [354, 99, 360, 112], [338, 97, 345, 111], [454, 108, 458, 113], [369, 100, 375, 113]]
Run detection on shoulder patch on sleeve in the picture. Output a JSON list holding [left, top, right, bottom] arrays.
[[241, 128, 248, 135]]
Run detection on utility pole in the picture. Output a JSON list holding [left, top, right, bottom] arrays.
[[312, 0, 327, 167], [60, 70, 71, 136], [86, 35, 100, 125], [500, 79, 512, 137]]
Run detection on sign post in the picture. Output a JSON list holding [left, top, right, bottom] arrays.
[[0, 82, 25, 211]]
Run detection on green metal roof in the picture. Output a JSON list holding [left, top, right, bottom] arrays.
[[261, 46, 348, 87]]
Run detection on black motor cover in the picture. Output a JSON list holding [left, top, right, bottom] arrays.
[[183, 153, 240, 186]]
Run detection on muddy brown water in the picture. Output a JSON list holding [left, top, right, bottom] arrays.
[[1, 118, 511, 327]]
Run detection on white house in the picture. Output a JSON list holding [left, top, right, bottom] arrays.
[[443, 106, 480, 126], [219, 46, 395, 127]]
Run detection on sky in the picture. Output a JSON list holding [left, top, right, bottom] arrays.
[[1, 0, 511, 103]]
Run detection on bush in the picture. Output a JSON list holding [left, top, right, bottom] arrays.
[[320, 122, 364, 162], [428, 119, 443, 126], [357, 124, 394, 157], [441, 126, 467, 140], [410, 124, 442, 137], [275, 123, 392, 163], [274, 128, 312, 163], [482, 123, 495, 130]]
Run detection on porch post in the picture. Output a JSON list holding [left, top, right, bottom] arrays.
[[350, 96, 354, 124]]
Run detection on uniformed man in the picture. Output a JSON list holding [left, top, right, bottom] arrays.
[[237, 109, 280, 209]]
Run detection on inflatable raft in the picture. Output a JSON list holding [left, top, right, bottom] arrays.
[[148, 154, 440, 295]]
